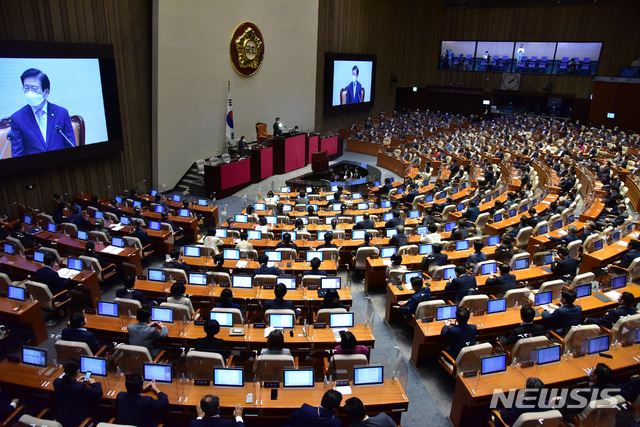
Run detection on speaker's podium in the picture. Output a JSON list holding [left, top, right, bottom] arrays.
[[311, 151, 329, 173]]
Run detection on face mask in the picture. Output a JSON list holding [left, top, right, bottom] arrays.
[[352, 75, 357, 82], [25, 91, 45, 107]]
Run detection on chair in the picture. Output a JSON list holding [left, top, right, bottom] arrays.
[[210, 308, 244, 325], [509, 336, 551, 365], [316, 308, 348, 324], [79, 256, 117, 283], [459, 295, 489, 314], [37, 213, 55, 225], [534, 279, 565, 301], [17, 410, 63, 427], [37, 247, 63, 263], [474, 213, 490, 235], [221, 154, 231, 164], [164, 268, 187, 282], [239, 248, 258, 259], [549, 324, 602, 356], [195, 159, 206, 175], [59, 222, 78, 235], [609, 313, 640, 345], [185, 349, 227, 379], [301, 275, 324, 289], [207, 272, 231, 286], [88, 231, 109, 243], [567, 239, 582, 259], [160, 302, 198, 321], [70, 115, 86, 146], [438, 342, 492, 376], [113, 343, 165, 375], [123, 236, 154, 258], [571, 395, 625, 427], [265, 309, 296, 323], [254, 274, 278, 288], [415, 299, 447, 319], [256, 122, 272, 143], [488, 409, 563, 427], [514, 226, 533, 248], [319, 247, 340, 265], [505, 288, 532, 307], [5, 237, 26, 256], [412, 194, 425, 210], [24, 280, 71, 323], [398, 244, 418, 256], [324, 354, 368, 380], [54, 339, 106, 365], [532, 221, 548, 236], [609, 258, 640, 284], [387, 268, 407, 284], [509, 253, 530, 271], [0, 272, 23, 293], [431, 264, 457, 280], [352, 247, 379, 271], [254, 354, 296, 382], [440, 205, 455, 221], [276, 248, 297, 260], [114, 297, 142, 317], [296, 230, 311, 240], [569, 272, 594, 290]]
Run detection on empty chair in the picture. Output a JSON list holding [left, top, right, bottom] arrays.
[[319, 248, 340, 265], [316, 308, 348, 324], [123, 236, 154, 258], [253, 274, 278, 288], [207, 272, 231, 286], [509, 336, 550, 365], [438, 342, 493, 376], [276, 248, 297, 260], [569, 272, 594, 290], [38, 213, 55, 225], [88, 231, 109, 243], [551, 324, 605, 356], [387, 269, 407, 284], [185, 349, 226, 379], [254, 354, 295, 382], [431, 264, 456, 280], [398, 244, 419, 256], [301, 275, 324, 289], [4, 237, 26, 256], [514, 226, 533, 248], [326, 353, 368, 380], [17, 411, 63, 427], [54, 340, 103, 365], [114, 297, 142, 317], [474, 213, 490, 236], [509, 253, 530, 271], [609, 313, 640, 345], [24, 280, 71, 323], [113, 343, 165, 375], [415, 300, 447, 319], [160, 302, 197, 321], [488, 409, 563, 427], [265, 309, 296, 323], [352, 247, 379, 271], [0, 272, 23, 293], [505, 288, 532, 307], [532, 221, 548, 236], [164, 268, 187, 282], [534, 279, 565, 301], [459, 295, 489, 314], [59, 222, 78, 235], [79, 255, 117, 282]]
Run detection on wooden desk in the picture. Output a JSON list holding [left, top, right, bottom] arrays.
[[525, 221, 586, 254], [376, 152, 410, 177], [346, 138, 382, 156], [0, 361, 408, 426], [484, 194, 558, 235], [450, 345, 640, 426], [0, 297, 47, 344], [579, 232, 637, 274], [182, 258, 339, 275], [118, 207, 200, 239]]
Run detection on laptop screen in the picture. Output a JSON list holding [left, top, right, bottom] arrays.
[[198, 198, 209, 207], [594, 239, 604, 251], [3, 243, 15, 255], [445, 222, 456, 232], [183, 246, 201, 257], [555, 220, 563, 230], [439, 191, 447, 199], [537, 345, 561, 366], [436, 305, 457, 321], [332, 204, 342, 212], [154, 205, 165, 213], [80, 356, 107, 376], [383, 213, 393, 221], [541, 253, 553, 265], [33, 250, 45, 263], [480, 353, 507, 375], [403, 271, 422, 284], [280, 186, 290, 193], [358, 203, 369, 210], [133, 201, 142, 208], [265, 251, 282, 262], [443, 267, 457, 280], [508, 208, 517, 218], [494, 214, 503, 222], [425, 195, 433, 203], [151, 307, 173, 323], [354, 366, 384, 386], [235, 214, 248, 223], [419, 244, 433, 255], [486, 298, 506, 314], [97, 301, 119, 317], [210, 311, 234, 327], [120, 216, 131, 225], [352, 230, 365, 240], [223, 249, 240, 260], [215, 229, 228, 238], [213, 368, 244, 387], [7, 285, 25, 301], [397, 188, 404, 195], [77, 230, 88, 240], [612, 231, 621, 242], [381, 200, 391, 208], [486, 236, 500, 247], [188, 272, 208, 285], [380, 247, 397, 258], [148, 269, 166, 282], [247, 230, 262, 240], [416, 226, 427, 235], [457, 203, 465, 212], [269, 313, 294, 328], [330, 313, 354, 328], [306, 251, 324, 262], [254, 203, 265, 211], [172, 194, 182, 203], [520, 204, 528, 213], [143, 363, 173, 383], [111, 236, 125, 248], [23, 215, 32, 225], [67, 258, 83, 271], [232, 275, 252, 289], [514, 258, 529, 270], [148, 221, 162, 231], [409, 210, 420, 219], [534, 291, 553, 306], [588, 334, 610, 354], [321, 277, 341, 290], [538, 225, 548, 235], [317, 231, 328, 241], [22, 346, 47, 367], [481, 262, 497, 275], [576, 283, 591, 298], [284, 369, 315, 388], [611, 276, 626, 290], [115, 196, 123, 204], [178, 209, 190, 217], [386, 229, 397, 238], [47, 223, 57, 233], [277, 277, 297, 290], [325, 194, 335, 201], [455, 240, 470, 251]]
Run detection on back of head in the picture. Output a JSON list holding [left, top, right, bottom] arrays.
[[456, 306, 470, 325], [499, 263, 511, 275], [629, 239, 640, 250], [433, 243, 443, 254], [214, 253, 224, 266], [592, 363, 613, 386], [267, 329, 284, 351], [204, 319, 220, 337], [125, 374, 144, 395], [43, 252, 56, 266], [69, 312, 85, 328], [557, 246, 569, 257], [200, 394, 220, 417], [283, 232, 291, 243], [525, 377, 545, 390], [344, 397, 366, 422], [321, 389, 343, 413], [324, 231, 333, 243], [520, 305, 535, 323], [220, 288, 234, 305], [137, 307, 151, 323], [170, 248, 180, 260], [410, 276, 423, 290], [396, 224, 404, 235], [240, 230, 248, 241], [274, 283, 287, 299], [62, 359, 79, 385], [455, 265, 466, 276], [310, 257, 321, 269], [428, 223, 438, 233], [258, 254, 269, 265], [562, 288, 577, 305], [338, 330, 357, 351], [621, 291, 634, 306], [457, 218, 467, 227], [123, 273, 136, 289], [390, 252, 402, 265], [170, 281, 186, 296], [473, 240, 484, 252]]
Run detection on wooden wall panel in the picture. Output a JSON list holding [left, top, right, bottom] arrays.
[[0, 0, 151, 218], [316, 0, 640, 131]]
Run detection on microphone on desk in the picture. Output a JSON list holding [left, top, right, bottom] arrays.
[[0, 130, 13, 159], [55, 125, 75, 149]]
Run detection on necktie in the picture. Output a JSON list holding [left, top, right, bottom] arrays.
[[354, 85, 356, 100], [36, 109, 47, 142]]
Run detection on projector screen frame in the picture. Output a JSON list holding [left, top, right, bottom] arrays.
[[323, 52, 377, 116]]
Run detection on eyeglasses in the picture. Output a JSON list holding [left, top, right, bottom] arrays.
[[22, 85, 43, 93]]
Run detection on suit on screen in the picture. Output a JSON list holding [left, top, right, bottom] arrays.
[[10, 103, 76, 157], [345, 80, 363, 104]]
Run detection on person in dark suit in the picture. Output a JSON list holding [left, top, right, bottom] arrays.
[[35, 253, 72, 302], [289, 389, 342, 427], [274, 232, 299, 252], [192, 394, 244, 426], [82, 241, 109, 268], [440, 306, 477, 359], [273, 117, 283, 136], [401, 184, 420, 207], [127, 307, 168, 358], [303, 257, 327, 276], [463, 200, 480, 224], [317, 231, 338, 249], [550, 246, 577, 279], [237, 135, 248, 153], [344, 397, 396, 427], [66, 205, 92, 230], [61, 312, 101, 353], [445, 266, 477, 303], [505, 305, 546, 345], [384, 210, 404, 229], [613, 239, 640, 268], [116, 374, 168, 427], [579, 220, 597, 243], [131, 218, 151, 246], [353, 212, 376, 230], [542, 288, 582, 334], [9, 221, 36, 249], [396, 276, 431, 319], [498, 377, 548, 425], [345, 65, 363, 104], [585, 291, 637, 328], [215, 288, 243, 315], [253, 254, 282, 276], [389, 225, 408, 248], [485, 263, 516, 296], [116, 273, 148, 306], [421, 243, 449, 271], [53, 359, 102, 427], [264, 283, 296, 311], [163, 248, 190, 272], [10, 68, 76, 157], [451, 218, 472, 241], [194, 319, 228, 359], [379, 178, 393, 196], [549, 225, 579, 245]]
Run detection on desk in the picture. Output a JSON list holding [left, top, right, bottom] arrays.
[[273, 133, 307, 174], [118, 207, 199, 239], [579, 236, 634, 274], [182, 257, 339, 275], [346, 139, 381, 156], [484, 194, 558, 235], [250, 144, 275, 182], [204, 158, 253, 199], [0, 297, 47, 344], [526, 221, 586, 254], [450, 345, 640, 426], [377, 152, 410, 177]]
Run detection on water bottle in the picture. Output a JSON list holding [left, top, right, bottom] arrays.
[[257, 186, 262, 200]]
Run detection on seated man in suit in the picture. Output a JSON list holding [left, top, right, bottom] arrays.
[[396, 276, 431, 320], [550, 246, 577, 280], [116, 273, 148, 306], [504, 305, 546, 345], [353, 212, 375, 230], [35, 253, 72, 302], [53, 359, 103, 427], [451, 218, 472, 241], [541, 288, 582, 334], [507, 215, 530, 239], [584, 291, 637, 329], [498, 377, 549, 425], [445, 265, 477, 303], [61, 312, 101, 353], [274, 232, 299, 252], [389, 224, 408, 248], [192, 394, 244, 426], [303, 257, 327, 276], [10, 221, 36, 249], [116, 374, 168, 427], [289, 389, 342, 427], [463, 200, 480, 224], [66, 205, 92, 230], [440, 306, 477, 359], [401, 184, 420, 208], [264, 283, 296, 311], [613, 239, 640, 268], [194, 319, 228, 359], [295, 191, 309, 206], [317, 231, 338, 249], [127, 307, 169, 358], [579, 220, 597, 243], [384, 210, 404, 229], [548, 225, 579, 245], [131, 218, 151, 246], [253, 254, 281, 276], [343, 397, 396, 427], [485, 263, 516, 296], [164, 248, 191, 272], [10, 68, 76, 157], [82, 241, 109, 268], [421, 243, 449, 271], [379, 178, 394, 196]]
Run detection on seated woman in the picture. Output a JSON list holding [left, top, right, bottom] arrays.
[[215, 288, 243, 315], [321, 289, 344, 309], [202, 226, 223, 255], [334, 331, 370, 358], [194, 319, 228, 358], [260, 329, 291, 356], [167, 281, 194, 318], [386, 252, 407, 277]]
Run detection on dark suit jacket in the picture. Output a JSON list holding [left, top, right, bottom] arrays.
[[384, 218, 404, 229], [116, 287, 147, 306], [550, 256, 578, 278], [191, 417, 244, 427], [10, 102, 75, 157], [445, 274, 477, 302], [289, 403, 341, 427], [421, 253, 449, 270], [441, 323, 477, 359], [389, 233, 408, 248], [345, 80, 363, 104], [616, 249, 640, 268], [253, 265, 281, 276], [463, 206, 480, 223], [592, 305, 637, 329], [131, 227, 150, 246], [35, 266, 71, 296], [82, 250, 109, 268], [264, 298, 296, 311], [61, 326, 101, 353], [485, 274, 516, 295], [505, 323, 546, 345], [164, 260, 191, 272], [53, 379, 102, 427], [542, 303, 582, 333], [194, 336, 229, 359], [353, 220, 376, 230], [116, 391, 169, 427], [67, 213, 92, 230], [273, 121, 283, 136], [399, 287, 431, 317]]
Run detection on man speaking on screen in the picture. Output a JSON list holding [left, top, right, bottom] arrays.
[[10, 68, 76, 157], [345, 65, 363, 104]]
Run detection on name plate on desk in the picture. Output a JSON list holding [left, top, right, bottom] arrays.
[[308, 285, 318, 290], [194, 320, 206, 326], [253, 322, 266, 329], [314, 323, 327, 329], [421, 317, 434, 323], [295, 258, 304, 263], [461, 370, 477, 378], [85, 309, 96, 315], [137, 275, 147, 280], [194, 379, 211, 386], [520, 361, 535, 368], [263, 381, 280, 388]]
